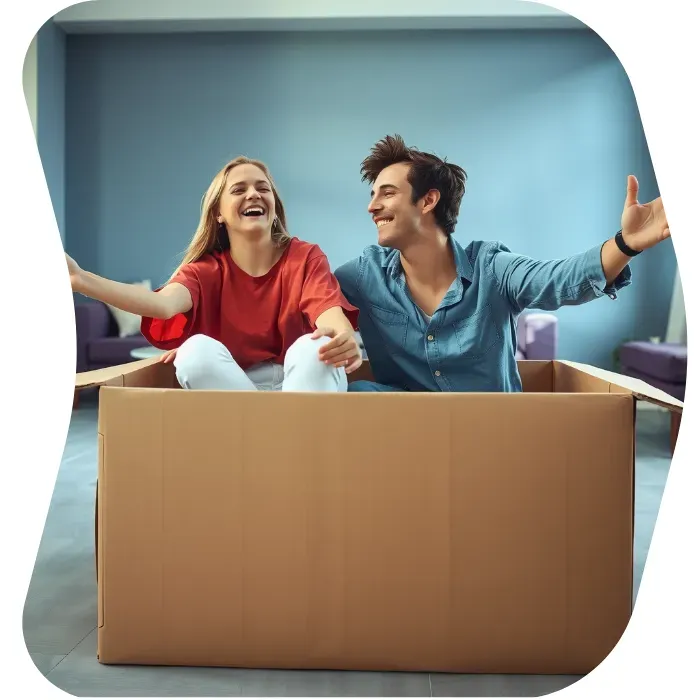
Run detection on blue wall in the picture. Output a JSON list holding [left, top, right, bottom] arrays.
[[63, 29, 678, 369], [37, 19, 66, 242]]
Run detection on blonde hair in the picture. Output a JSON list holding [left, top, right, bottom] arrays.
[[170, 156, 291, 279]]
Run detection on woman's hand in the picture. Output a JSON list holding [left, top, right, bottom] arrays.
[[160, 349, 178, 364], [312, 327, 363, 374], [66, 253, 84, 292]]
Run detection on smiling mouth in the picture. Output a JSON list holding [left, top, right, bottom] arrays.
[[242, 206, 266, 218], [375, 217, 393, 228]]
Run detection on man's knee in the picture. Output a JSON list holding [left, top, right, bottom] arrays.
[[348, 380, 400, 392], [348, 379, 376, 392]]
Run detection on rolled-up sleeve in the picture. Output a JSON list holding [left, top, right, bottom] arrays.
[[487, 241, 632, 313], [141, 265, 201, 350]]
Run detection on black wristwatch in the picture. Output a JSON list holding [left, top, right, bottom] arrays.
[[615, 229, 641, 257]]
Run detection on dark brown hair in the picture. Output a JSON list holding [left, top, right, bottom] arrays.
[[360, 134, 467, 235]]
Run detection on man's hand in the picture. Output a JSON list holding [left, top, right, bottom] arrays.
[[312, 327, 363, 374], [620, 175, 671, 252]]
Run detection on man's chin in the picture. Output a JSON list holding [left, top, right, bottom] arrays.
[[377, 230, 398, 248]]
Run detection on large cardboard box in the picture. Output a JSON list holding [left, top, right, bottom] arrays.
[[75, 357, 682, 674]]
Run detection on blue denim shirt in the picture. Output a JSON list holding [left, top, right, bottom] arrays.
[[334, 238, 631, 392]]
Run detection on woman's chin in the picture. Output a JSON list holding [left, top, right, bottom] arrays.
[[232, 222, 271, 238]]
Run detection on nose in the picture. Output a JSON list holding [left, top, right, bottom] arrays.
[[246, 187, 261, 200], [368, 196, 381, 215]]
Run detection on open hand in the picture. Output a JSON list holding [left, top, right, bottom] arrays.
[[620, 175, 671, 252], [66, 253, 83, 290], [312, 327, 363, 374]]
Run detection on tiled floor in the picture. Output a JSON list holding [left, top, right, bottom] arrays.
[[23, 395, 674, 697]]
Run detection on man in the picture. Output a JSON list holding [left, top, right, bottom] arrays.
[[333, 135, 671, 393]]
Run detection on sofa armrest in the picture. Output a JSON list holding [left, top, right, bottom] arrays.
[[518, 312, 558, 360], [74, 299, 113, 372]]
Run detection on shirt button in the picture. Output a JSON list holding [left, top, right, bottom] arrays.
[[427, 334, 434, 341], [434, 370, 441, 377]]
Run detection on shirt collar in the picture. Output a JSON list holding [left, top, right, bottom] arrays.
[[382, 236, 473, 283]]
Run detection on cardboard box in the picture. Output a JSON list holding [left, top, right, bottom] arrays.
[[75, 357, 682, 674]]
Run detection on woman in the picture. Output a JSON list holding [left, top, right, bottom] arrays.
[[67, 156, 362, 392]]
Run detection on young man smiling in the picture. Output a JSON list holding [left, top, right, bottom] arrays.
[[334, 135, 672, 393]]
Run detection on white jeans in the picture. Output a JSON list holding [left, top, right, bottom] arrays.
[[174, 334, 348, 392]]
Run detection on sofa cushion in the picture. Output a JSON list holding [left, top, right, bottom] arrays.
[[619, 364, 685, 401], [619, 341, 687, 383]]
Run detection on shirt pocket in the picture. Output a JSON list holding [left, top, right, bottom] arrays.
[[367, 303, 409, 356], [452, 304, 501, 359]]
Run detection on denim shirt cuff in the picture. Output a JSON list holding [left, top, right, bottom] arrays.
[[584, 243, 632, 300]]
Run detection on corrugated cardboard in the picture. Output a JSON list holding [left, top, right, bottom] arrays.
[[75, 358, 682, 674]]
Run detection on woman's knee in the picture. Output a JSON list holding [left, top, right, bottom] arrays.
[[175, 333, 221, 364], [283, 333, 347, 392], [284, 333, 329, 370], [174, 335, 229, 386]]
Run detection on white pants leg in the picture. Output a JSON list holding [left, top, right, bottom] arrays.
[[174, 333, 347, 392], [174, 335, 257, 391], [282, 334, 348, 392]]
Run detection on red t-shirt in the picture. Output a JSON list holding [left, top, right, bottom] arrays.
[[141, 237, 359, 369]]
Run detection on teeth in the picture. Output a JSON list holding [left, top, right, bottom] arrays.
[[377, 219, 392, 227], [243, 207, 264, 216]]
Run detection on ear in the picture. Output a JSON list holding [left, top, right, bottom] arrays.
[[421, 189, 441, 215]]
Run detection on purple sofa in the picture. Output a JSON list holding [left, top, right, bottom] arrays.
[[619, 340, 686, 454], [619, 341, 687, 402], [515, 312, 558, 361], [74, 299, 151, 373]]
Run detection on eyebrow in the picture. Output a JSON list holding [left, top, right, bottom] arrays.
[[370, 183, 398, 197]]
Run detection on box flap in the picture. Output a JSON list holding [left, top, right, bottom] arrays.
[[559, 361, 683, 413], [75, 356, 163, 390]]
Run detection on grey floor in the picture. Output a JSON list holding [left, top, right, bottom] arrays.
[[23, 394, 674, 697]]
